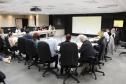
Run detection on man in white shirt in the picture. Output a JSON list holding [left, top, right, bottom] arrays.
[[8, 33, 18, 47], [43, 36, 58, 68], [103, 29, 110, 42], [15, 28, 21, 33]]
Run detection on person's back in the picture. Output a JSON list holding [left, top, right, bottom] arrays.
[[23, 30, 32, 40], [79, 40, 96, 58], [44, 37, 57, 57], [78, 35, 97, 63]]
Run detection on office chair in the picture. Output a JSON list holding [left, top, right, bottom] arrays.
[[0, 36, 4, 52], [37, 41, 58, 77], [119, 41, 126, 56], [0, 71, 6, 84], [60, 42, 80, 84], [17, 37, 27, 63], [25, 39, 38, 69], [81, 54, 105, 80]]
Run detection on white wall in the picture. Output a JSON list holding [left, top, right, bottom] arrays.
[[54, 29, 65, 36], [0, 15, 15, 27], [0, 14, 49, 27], [38, 15, 49, 26], [28, 15, 35, 27], [0, 15, 26, 27], [28, 14, 49, 27]]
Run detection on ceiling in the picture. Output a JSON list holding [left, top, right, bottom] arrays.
[[0, 0, 126, 15]]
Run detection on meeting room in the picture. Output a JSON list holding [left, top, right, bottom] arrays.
[[0, 0, 126, 84]]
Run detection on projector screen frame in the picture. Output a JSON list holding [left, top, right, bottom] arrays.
[[72, 16, 102, 35], [113, 19, 124, 28]]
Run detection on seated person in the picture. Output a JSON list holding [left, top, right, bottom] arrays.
[[21, 26, 26, 32], [0, 27, 4, 39], [15, 27, 21, 33], [23, 29, 33, 39], [8, 33, 18, 48], [78, 35, 97, 63], [59, 34, 72, 74], [42, 35, 58, 68], [7, 33, 18, 58], [59, 34, 71, 46], [65, 34, 71, 42], [33, 32, 40, 48], [94, 31, 105, 53]]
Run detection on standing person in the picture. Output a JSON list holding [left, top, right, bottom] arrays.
[[114, 28, 120, 47], [107, 28, 115, 55], [103, 28, 110, 42]]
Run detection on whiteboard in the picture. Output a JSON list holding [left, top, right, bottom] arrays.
[[72, 16, 102, 35]]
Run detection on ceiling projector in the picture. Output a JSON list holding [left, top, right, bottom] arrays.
[[30, 6, 41, 11]]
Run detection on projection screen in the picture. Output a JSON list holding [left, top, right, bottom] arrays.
[[72, 16, 102, 35]]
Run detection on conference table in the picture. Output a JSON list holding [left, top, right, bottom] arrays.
[[2, 30, 56, 38], [30, 30, 56, 38]]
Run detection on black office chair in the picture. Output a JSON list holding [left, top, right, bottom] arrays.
[[60, 42, 80, 84], [0, 71, 6, 84], [25, 39, 38, 69], [80, 54, 105, 80], [37, 41, 58, 77], [17, 37, 27, 63], [118, 41, 126, 56], [0, 36, 4, 52]]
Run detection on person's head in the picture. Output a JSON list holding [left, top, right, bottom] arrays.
[[33, 32, 40, 41], [98, 31, 104, 38], [25, 29, 29, 34], [111, 28, 115, 34], [8, 32, 13, 37], [106, 28, 110, 32], [78, 34, 88, 43], [65, 34, 71, 42]]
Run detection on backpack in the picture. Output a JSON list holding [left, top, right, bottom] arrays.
[[0, 71, 6, 84]]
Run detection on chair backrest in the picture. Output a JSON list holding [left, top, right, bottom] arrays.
[[37, 41, 51, 63], [25, 39, 37, 60], [4, 36, 11, 49], [60, 42, 78, 67], [0, 36, 3, 50], [18, 37, 26, 54]]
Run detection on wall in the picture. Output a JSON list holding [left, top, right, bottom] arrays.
[[0, 14, 49, 27], [28, 14, 49, 27], [38, 15, 49, 26], [0, 15, 26, 27], [28, 15, 35, 27], [49, 12, 126, 41]]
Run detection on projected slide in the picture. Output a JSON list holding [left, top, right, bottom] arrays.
[[72, 16, 102, 35], [114, 20, 124, 27]]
